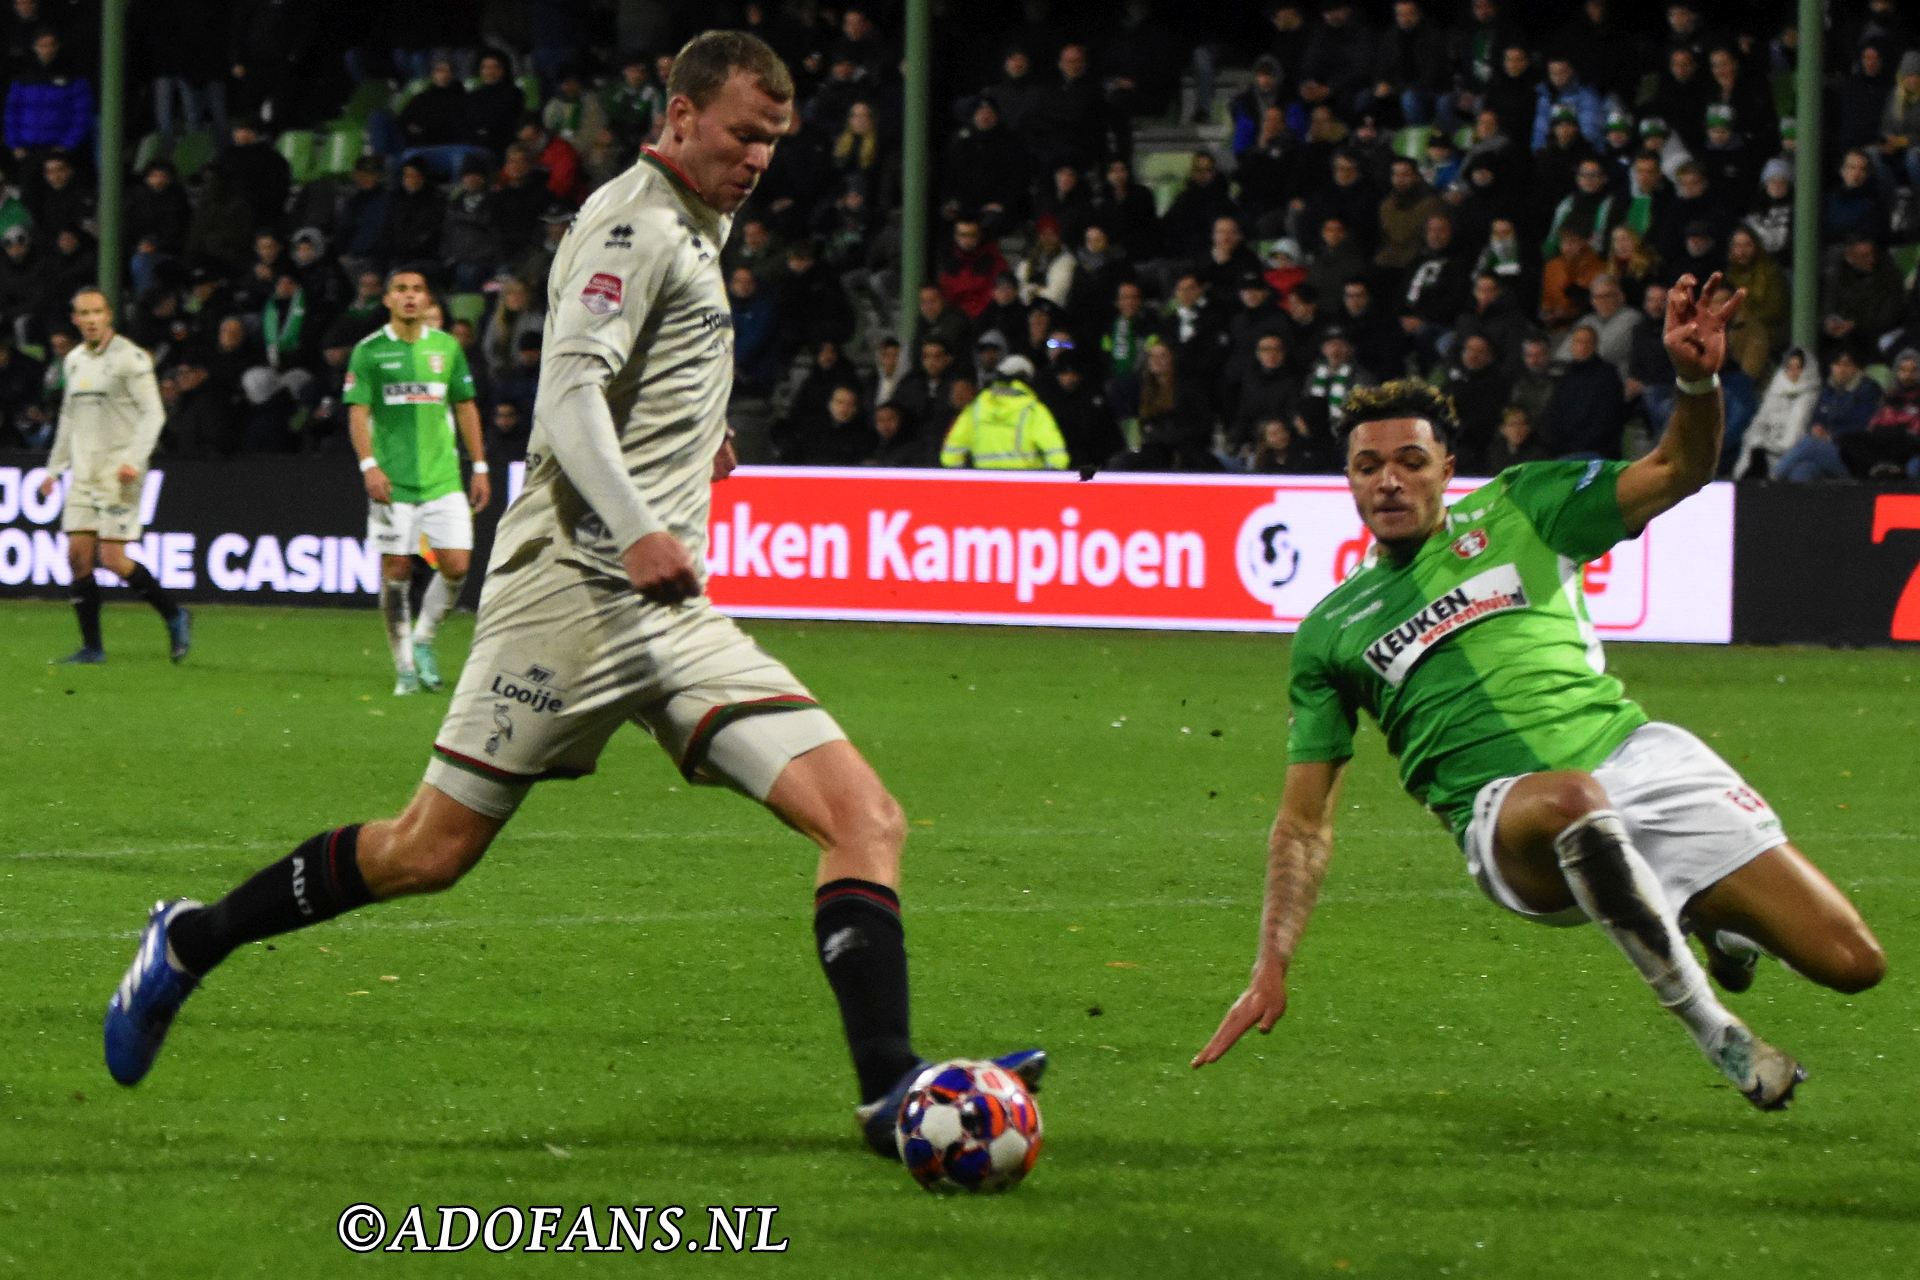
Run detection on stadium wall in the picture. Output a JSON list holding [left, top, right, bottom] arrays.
[[1, 453, 1907, 647]]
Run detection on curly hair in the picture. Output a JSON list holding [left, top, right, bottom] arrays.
[[1336, 378, 1459, 456]]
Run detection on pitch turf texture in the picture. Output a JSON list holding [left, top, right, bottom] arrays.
[[4, 601, 1916, 1278]]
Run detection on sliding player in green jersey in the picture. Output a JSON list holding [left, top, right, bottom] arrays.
[[346, 268, 490, 695], [1196, 275, 1884, 1110]]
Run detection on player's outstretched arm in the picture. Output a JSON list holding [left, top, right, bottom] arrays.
[[1193, 760, 1345, 1068], [1616, 272, 1744, 534]]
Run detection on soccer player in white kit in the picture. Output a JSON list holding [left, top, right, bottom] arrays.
[[39, 287, 191, 664], [103, 32, 1042, 1157]]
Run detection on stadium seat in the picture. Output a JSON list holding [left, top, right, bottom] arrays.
[[519, 75, 542, 111], [1892, 242, 1920, 285], [172, 130, 214, 179], [1864, 363, 1894, 391], [1773, 72, 1795, 118], [275, 130, 318, 184], [340, 80, 391, 125], [447, 292, 488, 329], [1136, 148, 1192, 217], [1393, 126, 1432, 161], [320, 125, 365, 176], [392, 77, 430, 113]]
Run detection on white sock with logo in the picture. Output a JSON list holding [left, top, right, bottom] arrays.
[[380, 579, 413, 672], [1553, 810, 1739, 1058], [412, 573, 465, 644]]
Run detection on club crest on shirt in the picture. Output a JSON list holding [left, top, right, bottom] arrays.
[[427, 353, 445, 374], [1452, 530, 1488, 559], [581, 272, 624, 315]]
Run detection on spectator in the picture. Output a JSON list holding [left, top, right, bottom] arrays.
[[1820, 235, 1905, 361], [213, 116, 291, 232], [1543, 323, 1625, 458], [1747, 158, 1793, 262], [1553, 272, 1635, 377], [1367, 1, 1449, 127], [440, 155, 504, 291], [1198, 215, 1261, 306], [1089, 158, 1156, 260], [480, 274, 543, 382], [1109, 340, 1217, 471], [1064, 222, 1133, 341], [1229, 329, 1298, 453], [1230, 56, 1285, 157], [1648, 46, 1712, 155], [1374, 156, 1443, 274], [1471, 215, 1537, 313], [907, 283, 969, 358], [1016, 214, 1074, 310], [1246, 414, 1321, 474], [1399, 212, 1470, 365], [1530, 56, 1610, 151], [1552, 0, 1636, 104], [936, 217, 1008, 323], [1161, 270, 1231, 399], [1304, 324, 1374, 428], [1843, 347, 1920, 480], [890, 336, 959, 437], [1445, 331, 1511, 470], [1834, 42, 1895, 155], [1721, 225, 1785, 377], [785, 382, 874, 466], [832, 100, 893, 206], [1672, 219, 1724, 282], [1483, 43, 1540, 147], [1603, 222, 1663, 308], [1037, 352, 1123, 471], [398, 57, 479, 169], [1303, 215, 1368, 304], [1448, 270, 1528, 366], [1530, 103, 1598, 234], [27, 149, 89, 241], [1297, 0, 1373, 119], [1509, 332, 1557, 426], [1237, 107, 1298, 232], [1772, 349, 1884, 482], [516, 116, 585, 207], [4, 26, 90, 162], [1545, 158, 1616, 258], [940, 354, 1069, 470], [1027, 42, 1107, 173], [1821, 148, 1890, 246], [988, 45, 1046, 139], [1732, 345, 1819, 480], [491, 329, 542, 423], [228, 0, 318, 127], [1484, 402, 1552, 470], [1878, 52, 1920, 191], [974, 275, 1028, 356], [1539, 224, 1604, 330], [485, 397, 528, 465], [469, 50, 527, 157], [1160, 151, 1238, 264], [286, 226, 339, 310], [332, 155, 391, 262], [603, 52, 665, 156], [540, 70, 606, 152], [142, 0, 231, 153], [1300, 150, 1379, 258], [779, 338, 861, 445], [0, 324, 43, 446], [864, 398, 933, 468], [376, 159, 442, 265], [1337, 275, 1407, 380], [941, 96, 1025, 235], [492, 144, 552, 249]]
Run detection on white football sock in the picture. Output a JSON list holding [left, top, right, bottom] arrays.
[[412, 573, 465, 644], [1554, 809, 1740, 1058], [380, 579, 413, 672]]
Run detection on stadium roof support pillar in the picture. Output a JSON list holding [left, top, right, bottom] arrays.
[[897, 0, 930, 340], [1790, 0, 1822, 353], [98, 0, 126, 312]]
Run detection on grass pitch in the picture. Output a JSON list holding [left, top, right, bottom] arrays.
[[3, 601, 1916, 1278]]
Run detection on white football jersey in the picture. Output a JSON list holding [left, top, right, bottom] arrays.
[[504, 150, 735, 580], [48, 333, 165, 490]]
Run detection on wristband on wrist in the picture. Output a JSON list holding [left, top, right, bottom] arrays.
[[471, 461, 490, 474], [1674, 372, 1720, 396], [358, 455, 377, 472]]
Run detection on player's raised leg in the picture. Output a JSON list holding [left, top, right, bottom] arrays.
[[104, 784, 504, 1085], [1683, 843, 1886, 994], [97, 539, 190, 662], [1491, 770, 1805, 1109], [58, 529, 106, 663], [411, 546, 470, 692]]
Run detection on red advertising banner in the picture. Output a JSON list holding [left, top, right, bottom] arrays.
[[704, 468, 1734, 643]]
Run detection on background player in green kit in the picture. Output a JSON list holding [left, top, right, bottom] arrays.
[[1195, 274, 1884, 1111], [346, 268, 491, 695]]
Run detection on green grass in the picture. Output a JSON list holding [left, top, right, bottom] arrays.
[[3, 602, 1916, 1277]]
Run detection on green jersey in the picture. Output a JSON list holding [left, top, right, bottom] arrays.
[[1287, 460, 1649, 840], [344, 325, 476, 504]]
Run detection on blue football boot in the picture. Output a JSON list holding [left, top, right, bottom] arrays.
[[104, 898, 203, 1086], [855, 1048, 1048, 1159]]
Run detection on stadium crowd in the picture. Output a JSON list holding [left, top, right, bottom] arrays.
[[2, 0, 1919, 481]]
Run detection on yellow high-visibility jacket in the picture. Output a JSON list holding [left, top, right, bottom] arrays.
[[939, 380, 1070, 470]]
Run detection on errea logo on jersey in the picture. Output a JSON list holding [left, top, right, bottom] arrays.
[[604, 223, 634, 248], [1364, 563, 1529, 686]]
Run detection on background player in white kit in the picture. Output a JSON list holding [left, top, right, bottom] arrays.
[[38, 287, 191, 665], [104, 32, 1043, 1158]]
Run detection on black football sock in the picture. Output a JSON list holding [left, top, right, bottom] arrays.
[[167, 825, 374, 976], [70, 576, 102, 650], [814, 879, 917, 1103], [123, 563, 181, 621]]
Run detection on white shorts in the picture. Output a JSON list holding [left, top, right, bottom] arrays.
[[62, 480, 143, 542], [367, 490, 474, 558], [1461, 721, 1788, 925], [423, 554, 844, 819]]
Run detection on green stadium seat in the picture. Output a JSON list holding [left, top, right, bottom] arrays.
[[131, 132, 163, 173], [392, 77, 430, 113], [321, 125, 365, 176], [172, 129, 214, 179], [1773, 72, 1795, 118], [1892, 242, 1920, 285], [275, 129, 318, 184], [1453, 125, 1475, 148], [448, 292, 489, 329], [340, 79, 391, 124], [1864, 363, 1893, 392], [519, 74, 542, 111], [1393, 126, 1432, 160]]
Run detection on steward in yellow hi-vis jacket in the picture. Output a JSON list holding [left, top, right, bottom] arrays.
[[939, 355, 1070, 469]]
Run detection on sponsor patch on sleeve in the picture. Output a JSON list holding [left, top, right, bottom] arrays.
[[581, 272, 624, 315]]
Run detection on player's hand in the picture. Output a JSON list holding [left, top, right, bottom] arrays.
[[622, 531, 700, 605], [363, 466, 392, 504], [468, 471, 492, 512], [711, 430, 738, 482], [1663, 272, 1745, 383], [1192, 960, 1289, 1068]]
